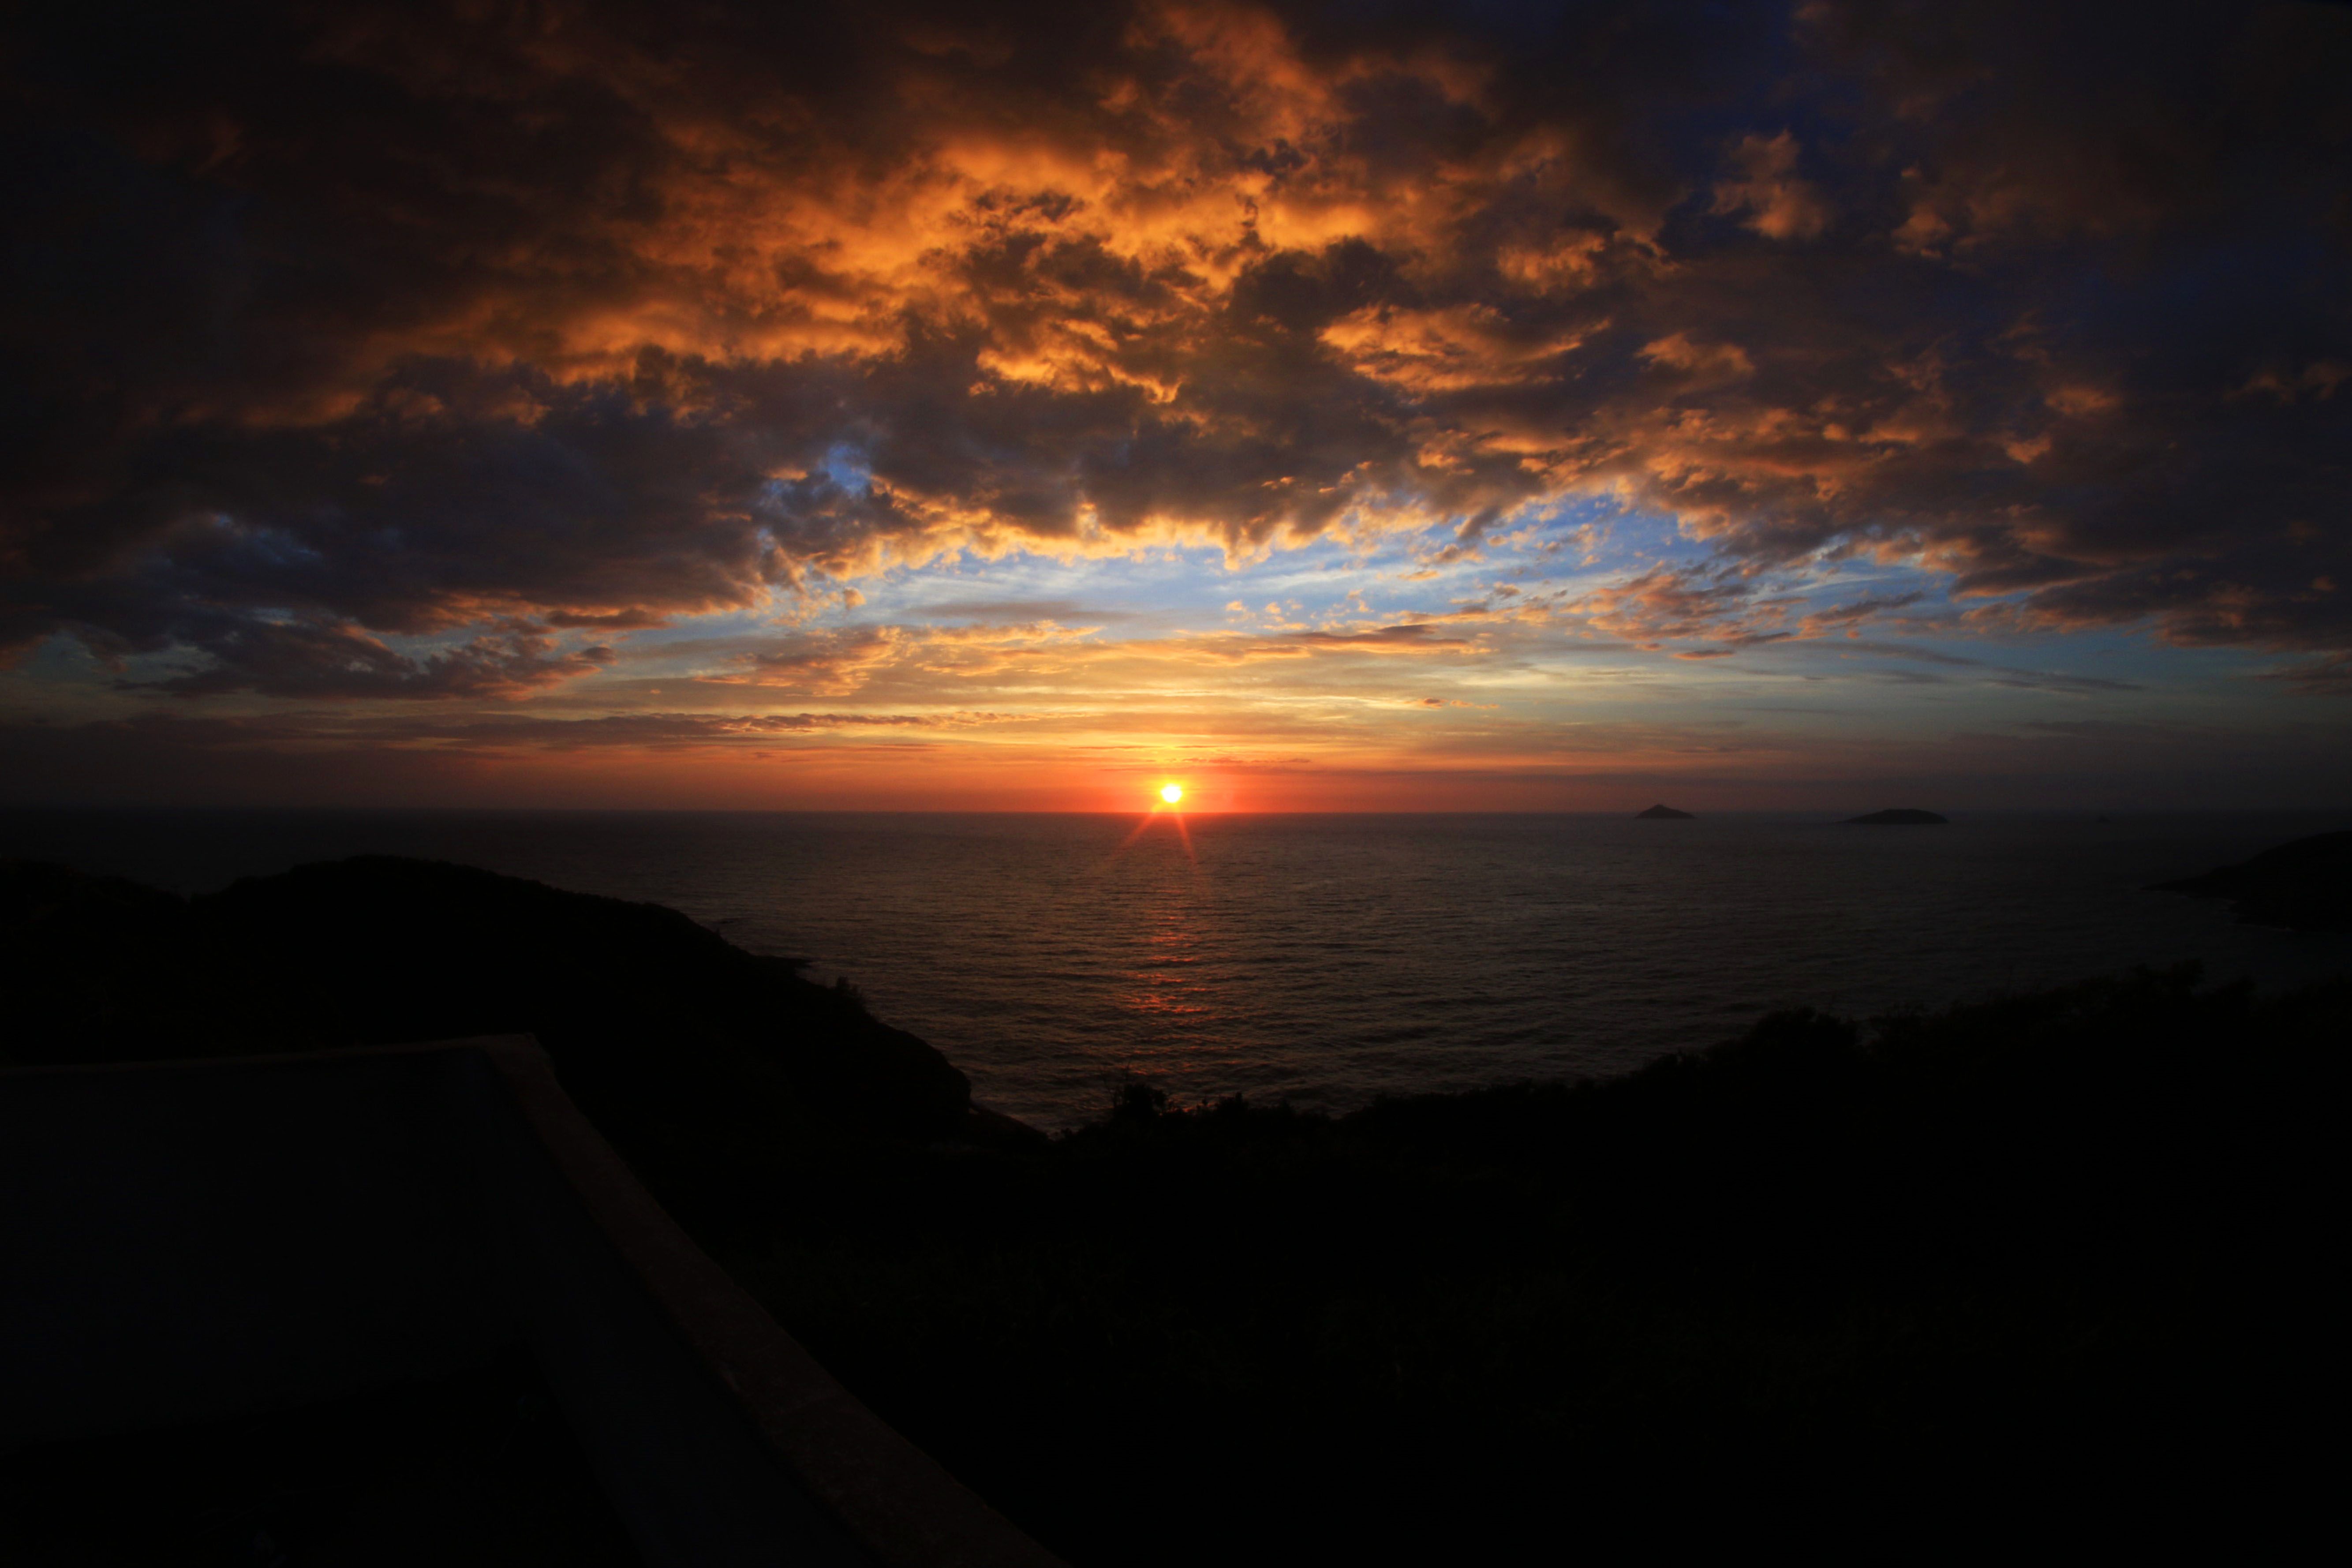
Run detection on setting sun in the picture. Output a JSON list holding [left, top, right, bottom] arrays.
[[1160, 784, 1184, 805]]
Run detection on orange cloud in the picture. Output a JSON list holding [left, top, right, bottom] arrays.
[[6, 0, 2350, 731], [1709, 131, 1831, 241]]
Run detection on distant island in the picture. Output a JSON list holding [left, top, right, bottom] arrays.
[[2150, 829, 2352, 931], [1634, 804, 1695, 819], [1844, 808, 1949, 825]]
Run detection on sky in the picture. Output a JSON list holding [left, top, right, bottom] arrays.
[[3, 0, 2348, 811]]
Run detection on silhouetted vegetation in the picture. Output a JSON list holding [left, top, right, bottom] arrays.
[[2154, 829, 2352, 930], [0, 856, 992, 1205], [720, 965, 2340, 1560], [7, 855, 2341, 1559], [1, 1349, 633, 1567]]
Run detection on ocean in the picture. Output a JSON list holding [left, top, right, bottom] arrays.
[[5, 809, 2346, 1128]]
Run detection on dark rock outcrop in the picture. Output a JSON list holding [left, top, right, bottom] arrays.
[[0, 856, 989, 1160], [1634, 804, 1695, 819], [2149, 830, 2352, 932], [763, 962, 2349, 1564], [1843, 809, 1948, 825]]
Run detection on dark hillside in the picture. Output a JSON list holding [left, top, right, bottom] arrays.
[[2, 857, 983, 1212], [6, 856, 2341, 1559], [719, 967, 2345, 1561], [2153, 829, 2352, 930]]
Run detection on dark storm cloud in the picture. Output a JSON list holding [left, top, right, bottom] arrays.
[[1282, 623, 1476, 652], [125, 618, 617, 701], [1822, 642, 2146, 694], [2258, 650, 2352, 693], [916, 598, 1133, 622], [4, 0, 2348, 698]]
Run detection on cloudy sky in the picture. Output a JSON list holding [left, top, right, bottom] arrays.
[[4, 0, 2348, 809]]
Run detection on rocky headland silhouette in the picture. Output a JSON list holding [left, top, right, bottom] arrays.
[[4, 851, 2340, 1559], [1843, 808, 1949, 825], [2151, 830, 2352, 932], [2, 856, 1029, 1210], [1634, 804, 1695, 819]]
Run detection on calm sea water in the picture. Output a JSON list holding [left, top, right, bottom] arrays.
[[5, 810, 2347, 1128]]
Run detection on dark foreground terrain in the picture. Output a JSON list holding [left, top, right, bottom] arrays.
[[1, 1352, 635, 1567], [6, 854, 2343, 1561], [2153, 827, 2352, 930]]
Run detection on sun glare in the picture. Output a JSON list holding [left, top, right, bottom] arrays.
[[1160, 784, 1184, 805]]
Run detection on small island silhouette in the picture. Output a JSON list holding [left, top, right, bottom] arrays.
[[1843, 808, 1949, 825], [1634, 804, 1695, 819]]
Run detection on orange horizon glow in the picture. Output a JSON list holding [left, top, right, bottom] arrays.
[[60, 727, 2215, 815]]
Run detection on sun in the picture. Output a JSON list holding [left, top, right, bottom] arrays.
[[1160, 783, 1184, 805]]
